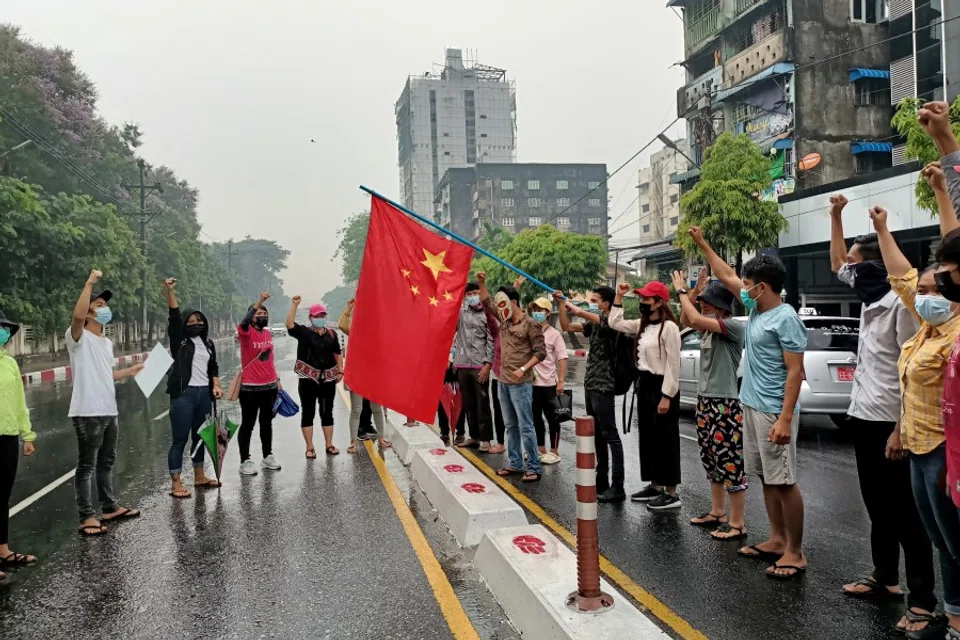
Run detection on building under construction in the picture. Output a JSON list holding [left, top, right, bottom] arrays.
[[396, 48, 517, 218]]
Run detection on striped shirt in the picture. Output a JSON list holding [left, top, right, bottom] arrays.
[[893, 269, 960, 455]]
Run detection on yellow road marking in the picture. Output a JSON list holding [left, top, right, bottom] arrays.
[[455, 443, 708, 640], [338, 387, 479, 640]]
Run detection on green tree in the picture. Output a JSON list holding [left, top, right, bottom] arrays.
[[472, 226, 605, 301], [471, 220, 515, 273], [675, 133, 788, 260], [334, 212, 369, 282], [891, 97, 960, 213], [320, 283, 356, 326]]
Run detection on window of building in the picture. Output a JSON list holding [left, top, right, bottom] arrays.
[[588, 217, 602, 225], [851, 0, 884, 23], [587, 181, 601, 189], [480, 114, 487, 119], [443, 151, 451, 156], [557, 217, 571, 227], [854, 77, 892, 106], [642, 204, 650, 213], [528, 197, 541, 207], [557, 198, 571, 207], [855, 153, 893, 175], [529, 216, 542, 226], [642, 224, 651, 233], [442, 132, 450, 137], [503, 217, 515, 227], [501, 180, 514, 190], [480, 133, 488, 138], [670, 194, 679, 204], [556, 180, 569, 190], [670, 216, 679, 226], [502, 198, 515, 207], [528, 180, 540, 190], [588, 198, 602, 207]]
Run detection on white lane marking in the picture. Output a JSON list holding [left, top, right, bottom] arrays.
[[680, 433, 697, 443], [152, 410, 170, 421], [10, 468, 76, 517]]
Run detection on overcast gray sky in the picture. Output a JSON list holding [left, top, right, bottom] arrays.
[[7, 1, 684, 300]]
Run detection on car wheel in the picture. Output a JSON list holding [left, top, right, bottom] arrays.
[[830, 414, 851, 430]]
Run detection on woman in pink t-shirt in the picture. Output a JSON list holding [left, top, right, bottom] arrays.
[[529, 298, 568, 464], [236, 292, 280, 476]]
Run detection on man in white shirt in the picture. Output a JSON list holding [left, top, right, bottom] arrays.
[[68, 269, 144, 537]]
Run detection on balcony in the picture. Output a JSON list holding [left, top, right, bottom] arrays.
[[685, 7, 723, 51], [723, 32, 786, 86], [735, 0, 764, 16], [677, 65, 724, 115]]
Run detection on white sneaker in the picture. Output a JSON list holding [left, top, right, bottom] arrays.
[[540, 452, 561, 465], [261, 454, 281, 471], [239, 460, 258, 476]]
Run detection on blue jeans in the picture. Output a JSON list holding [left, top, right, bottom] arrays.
[[168, 387, 212, 475], [910, 445, 960, 616], [499, 382, 541, 474]]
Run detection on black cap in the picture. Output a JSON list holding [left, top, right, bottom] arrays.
[[91, 290, 112, 304], [697, 282, 734, 315], [0, 309, 20, 338]]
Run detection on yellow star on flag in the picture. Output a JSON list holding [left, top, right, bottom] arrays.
[[421, 248, 452, 280], [410, 285, 420, 295], [442, 291, 454, 301], [429, 296, 439, 306], [401, 268, 411, 278]]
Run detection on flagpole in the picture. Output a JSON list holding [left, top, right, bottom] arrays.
[[359, 185, 559, 294]]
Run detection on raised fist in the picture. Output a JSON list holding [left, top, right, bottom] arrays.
[[87, 269, 103, 285]]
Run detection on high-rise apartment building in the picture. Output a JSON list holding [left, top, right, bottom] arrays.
[[396, 49, 517, 217], [637, 140, 690, 245]]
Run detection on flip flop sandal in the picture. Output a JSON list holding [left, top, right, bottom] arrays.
[[0, 553, 37, 567], [378, 440, 392, 449], [305, 449, 317, 459], [347, 444, 358, 454], [690, 512, 726, 527], [901, 610, 946, 638], [101, 508, 141, 522], [325, 446, 340, 456], [194, 479, 221, 489], [497, 468, 523, 477], [766, 564, 807, 580], [843, 577, 902, 600], [169, 489, 192, 499], [78, 523, 108, 537], [711, 524, 748, 541], [738, 545, 783, 563], [521, 472, 542, 482]]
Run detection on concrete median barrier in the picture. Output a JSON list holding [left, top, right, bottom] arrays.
[[475, 524, 670, 640], [410, 448, 526, 547], [386, 421, 444, 465]]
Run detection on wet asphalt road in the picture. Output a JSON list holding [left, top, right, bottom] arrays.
[[0, 339, 926, 639], [0, 337, 518, 640]]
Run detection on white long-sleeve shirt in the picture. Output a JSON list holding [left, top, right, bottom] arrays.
[[608, 305, 681, 398]]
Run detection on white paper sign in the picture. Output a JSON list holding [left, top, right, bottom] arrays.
[[134, 343, 174, 398]]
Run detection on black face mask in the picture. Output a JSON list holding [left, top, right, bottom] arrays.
[[638, 302, 654, 316], [185, 324, 205, 338], [935, 270, 960, 303], [254, 317, 269, 329], [849, 260, 891, 305]]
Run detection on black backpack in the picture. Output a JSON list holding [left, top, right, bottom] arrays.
[[612, 332, 639, 396]]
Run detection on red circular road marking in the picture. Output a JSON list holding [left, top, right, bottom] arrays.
[[513, 535, 547, 555], [443, 464, 464, 473], [429, 448, 447, 456], [461, 482, 486, 494]]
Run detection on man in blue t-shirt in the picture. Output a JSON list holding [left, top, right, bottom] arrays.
[[691, 227, 808, 581]]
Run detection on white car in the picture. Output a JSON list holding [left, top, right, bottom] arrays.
[[270, 324, 287, 336]]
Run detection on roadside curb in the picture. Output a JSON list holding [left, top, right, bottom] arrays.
[[20, 335, 233, 386]]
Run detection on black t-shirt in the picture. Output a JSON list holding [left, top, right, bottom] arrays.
[[288, 324, 341, 371], [582, 317, 617, 393]]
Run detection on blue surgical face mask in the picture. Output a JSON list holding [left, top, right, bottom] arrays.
[[588, 303, 600, 312], [466, 295, 480, 307], [0, 327, 10, 346], [740, 285, 759, 311], [915, 294, 955, 326], [532, 311, 547, 323], [95, 307, 113, 326], [311, 317, 327, 329]]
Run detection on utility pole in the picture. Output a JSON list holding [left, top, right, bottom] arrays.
[[226, 239, 235, 327], [122, 159, 162, 350]]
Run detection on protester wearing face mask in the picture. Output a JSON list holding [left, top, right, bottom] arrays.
[[828, 196, 935, 632], [67, 269, 144, 537], [164, 278, 223, 499], [528, 297, 568, 464], [287, 297, 343, 457], [873, 196, 960, 638], [609, 281, 683, 512], [0, 310, 37, 580], [452, 282, 495, 450], [236, 292, 281, 475]]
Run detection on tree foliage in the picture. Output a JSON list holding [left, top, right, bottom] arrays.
[[320, 283, 355, 327], [675, 133, 787, 259], [891, 97, 960, 213], [471, 225, 606, 301], [334, 212, 369, 283]]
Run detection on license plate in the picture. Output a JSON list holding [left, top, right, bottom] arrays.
[[836, 366, 855, 382]]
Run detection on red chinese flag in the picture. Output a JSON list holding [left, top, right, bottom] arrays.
[[344, 196, 474, 423]]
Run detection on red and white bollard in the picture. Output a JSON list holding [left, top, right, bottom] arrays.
[[566, 416, 615, 613]]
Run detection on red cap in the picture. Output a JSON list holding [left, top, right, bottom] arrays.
[[634, 281, 671, 302]]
